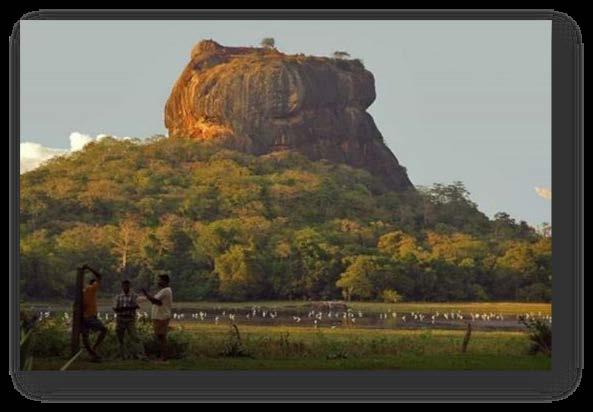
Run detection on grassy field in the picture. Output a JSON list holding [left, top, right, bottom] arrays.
[[29, 322, 550, 371], [23, 301, 551, 371]]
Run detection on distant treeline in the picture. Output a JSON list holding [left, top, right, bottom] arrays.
[[20, 137, 551, 302]]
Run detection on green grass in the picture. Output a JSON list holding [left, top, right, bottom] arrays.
[[30, 322, 550, 371], [33, 353, 550, 371]]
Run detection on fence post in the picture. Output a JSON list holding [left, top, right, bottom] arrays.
[[461, 322, 472, 353]]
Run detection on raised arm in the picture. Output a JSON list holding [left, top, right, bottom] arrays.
[[141, 289, 162, 306], [82, 264, 103, 281]]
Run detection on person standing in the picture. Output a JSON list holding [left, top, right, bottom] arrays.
[[141, 275, 173, 361], [81, 264, 107, 362], [113, 279, 141, 359]]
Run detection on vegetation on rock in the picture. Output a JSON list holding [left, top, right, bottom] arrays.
[[20, 137, 551, 302]]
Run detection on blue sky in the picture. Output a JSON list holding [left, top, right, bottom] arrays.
[[20, 20, 551, 226]]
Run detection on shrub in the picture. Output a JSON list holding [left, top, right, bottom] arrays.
[[519, 316, 551, 356], [381, 289, 402, 303], [220, 324, 250, 357], [30, 319, 70, 357]]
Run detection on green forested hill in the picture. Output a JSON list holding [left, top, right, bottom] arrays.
[[20, 137, 551, 302]]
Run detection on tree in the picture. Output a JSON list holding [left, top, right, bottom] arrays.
[[260, 37, 275, 49], [20, 230, 67, 298], [422, 182, 490, 234], [426, 232, 487, 264], [378, 230, 423, 260], [292, 228, 340, 299], [336, 255, 377, 301], [109, 217, 144, 272], [19, 136, 552, 302], [215, 245, 264, 300]]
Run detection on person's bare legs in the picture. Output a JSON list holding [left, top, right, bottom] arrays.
[[116, 323, 126, 358], [126, 321, 145, 359], [93, 327, 107, 352], [82, 332, 99, 360], [157, 334, 167, 361]]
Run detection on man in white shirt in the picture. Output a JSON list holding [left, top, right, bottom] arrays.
[[141, 274, 173, 361]]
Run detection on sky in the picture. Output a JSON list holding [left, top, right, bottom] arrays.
[[19, 20, 551, 226]]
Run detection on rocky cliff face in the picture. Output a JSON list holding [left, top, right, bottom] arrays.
[[165, 40, 413, 191]]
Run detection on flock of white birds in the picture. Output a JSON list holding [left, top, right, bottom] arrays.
[[36, 307, 552, 329]]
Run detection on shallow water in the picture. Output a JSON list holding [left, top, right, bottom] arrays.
[[29, 303, 547, 332]]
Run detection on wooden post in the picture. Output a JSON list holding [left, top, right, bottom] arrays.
[[461, 322, 472, 353], [70, 267, 85, 356]]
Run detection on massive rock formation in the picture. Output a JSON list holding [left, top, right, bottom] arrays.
[[165, 40, 413, 191]]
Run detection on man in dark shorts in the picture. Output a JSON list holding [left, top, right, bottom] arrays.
[[113, 279, 142, 359], [81, 264, 107, 361]]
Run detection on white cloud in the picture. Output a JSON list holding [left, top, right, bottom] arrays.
[[20, 132, 132, 174], [20, 143, 67, 174], [69, 132, 96, 151], [535, 186, 552, 200]]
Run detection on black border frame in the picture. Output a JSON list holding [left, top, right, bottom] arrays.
[[9, 9, 583, 402]]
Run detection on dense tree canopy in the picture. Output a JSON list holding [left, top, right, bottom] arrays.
[[20, 137, 551, 302]]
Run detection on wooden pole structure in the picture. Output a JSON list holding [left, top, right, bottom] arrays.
[[60, 349, 84, 371], [461, 322, 472, 353], [70, 267, 85, 356]]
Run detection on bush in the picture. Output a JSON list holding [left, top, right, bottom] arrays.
[[30, 319, 70, 357], [20, 310, 40, 370], [220, 324, 250, 357], [28, 315, 193, 360], [520, 316, 551, 356], [381, 289, 402, 303]]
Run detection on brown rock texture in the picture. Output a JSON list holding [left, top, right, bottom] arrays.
[[165, 40, 413, 191]]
